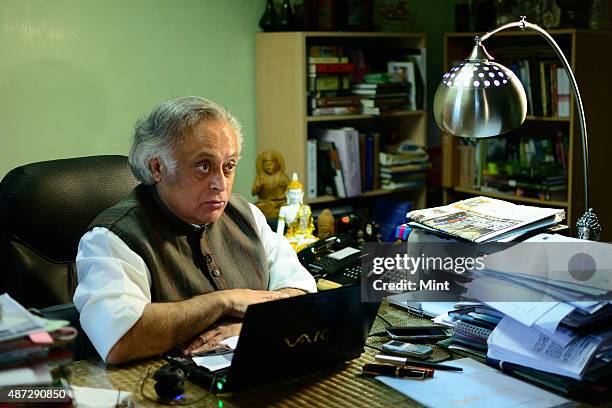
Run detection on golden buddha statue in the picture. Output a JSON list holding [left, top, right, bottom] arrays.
[[276, 173, 318, 252], [252, 150, 290, 220]]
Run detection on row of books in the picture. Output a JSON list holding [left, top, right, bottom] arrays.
[[306, 45, 426, 116], [306, 127, 429, 199], [509, 58, 571, 118], [490, 46, 571, 118], [379, 139, 429, 191], [458, 133, 569, 201]]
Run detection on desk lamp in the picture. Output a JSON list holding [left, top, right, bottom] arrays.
[[433, 16, 601, 241]]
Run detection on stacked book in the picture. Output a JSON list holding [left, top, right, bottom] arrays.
[[0, 294, 75, 389], [351, 73, 411, 115], [379, 140, 428, 190], [307, 45, 359, 116]]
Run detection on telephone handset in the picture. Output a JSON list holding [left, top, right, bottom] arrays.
[[297, 235, 365, 286]]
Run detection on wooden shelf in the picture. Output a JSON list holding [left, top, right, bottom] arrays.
[[525, 115, 571, 122], [256, 31, 429, 212], [453, 187, 569, 208], [306, 110, 425, 122], [306, 187, 423, 205]]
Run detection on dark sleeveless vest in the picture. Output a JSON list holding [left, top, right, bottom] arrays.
[[89, 184, 269, 302]]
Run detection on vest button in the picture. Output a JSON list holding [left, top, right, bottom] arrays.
[[212, 269, 220, 277]]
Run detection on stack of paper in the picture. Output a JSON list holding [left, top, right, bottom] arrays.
[[0, 294, 75, 387], [459, 234, 612, 385]]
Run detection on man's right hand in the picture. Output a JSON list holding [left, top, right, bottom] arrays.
[[221, 289, 288, 317]]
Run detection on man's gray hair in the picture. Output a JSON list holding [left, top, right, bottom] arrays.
[[129, 96, 243, 184]]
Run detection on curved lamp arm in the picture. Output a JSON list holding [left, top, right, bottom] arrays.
[[480, 16, 589, 212], [477, 17, 600, 240]]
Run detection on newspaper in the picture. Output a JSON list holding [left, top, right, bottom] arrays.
[[406, 196, 565, 243]]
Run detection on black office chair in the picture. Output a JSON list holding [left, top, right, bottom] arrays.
[[0, 155, 139, 358]]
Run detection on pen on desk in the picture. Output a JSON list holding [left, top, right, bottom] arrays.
[[375, 354, 463, 372], [362, 363, 434, 379]]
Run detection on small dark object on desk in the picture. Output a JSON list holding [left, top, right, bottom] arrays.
[[153, 364, 186, 400], [375, 354, 463, 372], [362, 363, 434, 379]]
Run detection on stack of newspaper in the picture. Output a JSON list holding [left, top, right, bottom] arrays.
[[406, 196, 566, 243]]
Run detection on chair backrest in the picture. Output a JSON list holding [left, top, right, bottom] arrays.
[[0, 155, 139, 308]]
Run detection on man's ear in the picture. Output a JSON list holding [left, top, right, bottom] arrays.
[[149, 157, 163, 182]]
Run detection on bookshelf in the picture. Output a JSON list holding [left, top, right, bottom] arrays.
[[255, 31, 427, 210], [440, 29, 612, 240]]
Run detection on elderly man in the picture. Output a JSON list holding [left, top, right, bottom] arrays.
[[74, 96, 316, 364]]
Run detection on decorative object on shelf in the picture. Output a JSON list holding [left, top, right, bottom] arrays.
[[259, 0, 278, 32], [316, 208, 336, 239], [337, 0, 373, 31], [277, 173, 318, 252], [277, 0, 298, 30], [555, 0, 593, 28], [373, 0, 412, 31], [433, 16, 601, 240], [455, 0, 471, 32], [473, 0, 497, 31], [589, 0, 611, 29], [252, 150, 290, 220], [495, 0, 518, 26]]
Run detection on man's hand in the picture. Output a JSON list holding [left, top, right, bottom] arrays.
[[182, 321, 242, 355], [223, 289, 288, 317]]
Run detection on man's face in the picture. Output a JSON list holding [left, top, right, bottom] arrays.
[[152, 120, 239, 225]]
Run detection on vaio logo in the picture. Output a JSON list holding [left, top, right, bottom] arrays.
[[284, 329, 330, 347]]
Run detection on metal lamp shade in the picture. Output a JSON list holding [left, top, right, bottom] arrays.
[[433, 58, 528, 138]]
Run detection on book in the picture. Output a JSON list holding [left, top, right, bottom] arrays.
[[308, 74, 351, 92], [406, 196, 565, 243], [307, 56, 349, 64], [557, 67, 570, 117], [316, 127, 361, 197], [316, 141, 337, 197], [308, 63, 355, 74], [454, 321, 493, 342], [311, 106, 360, 116], [306, 138, 317, 199]]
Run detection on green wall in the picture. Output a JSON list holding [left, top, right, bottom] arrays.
[[0, 0, 265, 198]]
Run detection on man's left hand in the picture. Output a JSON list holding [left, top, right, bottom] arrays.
[[182, 321, 242, 355]]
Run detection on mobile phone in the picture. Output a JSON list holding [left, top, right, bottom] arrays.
[[382, 341, 433, 358], [385, 326, 451, 341]]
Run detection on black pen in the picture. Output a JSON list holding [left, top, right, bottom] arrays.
[[375, 354, 463, 372]]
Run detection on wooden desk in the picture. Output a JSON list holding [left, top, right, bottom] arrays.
[[66, 303, 434, 407]]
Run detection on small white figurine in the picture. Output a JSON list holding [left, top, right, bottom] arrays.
[[276, 173, 318, 252]]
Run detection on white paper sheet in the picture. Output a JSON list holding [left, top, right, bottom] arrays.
[[191, 335, 239, 372], [377, 358, 570, 408]]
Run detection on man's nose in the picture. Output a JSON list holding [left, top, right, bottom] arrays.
[[210, 169, 226, 192]]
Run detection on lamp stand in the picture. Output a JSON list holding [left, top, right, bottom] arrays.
[[478, 17, 601, 241]]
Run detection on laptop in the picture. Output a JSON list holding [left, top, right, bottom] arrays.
[[172, 285, 379, 393]]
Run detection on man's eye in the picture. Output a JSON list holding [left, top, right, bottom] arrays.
[[198, 163, 210, 172], [224, 162, 236, 172]]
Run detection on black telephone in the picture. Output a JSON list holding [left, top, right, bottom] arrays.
[[297, 235, 365, 287]]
